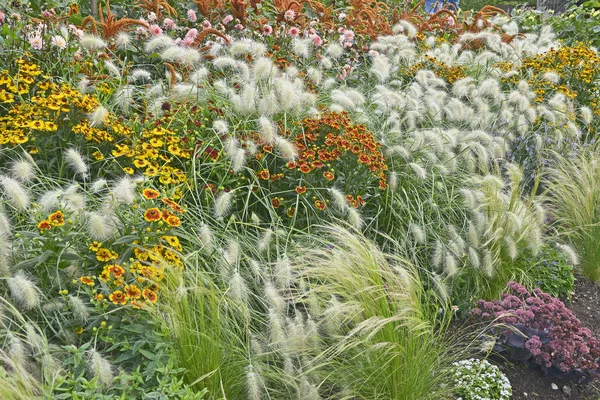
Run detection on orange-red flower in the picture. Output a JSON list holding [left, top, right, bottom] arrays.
[[107, 264, 125, 278], [109, 290, 128, 305], [96, 248, 113, 262], [259, 169, 270, 180], [286, 207, 296, 217], [271, 198, 281, 208], [38, 220, 51, 232], [142, 288, 158, 303], [162, 197, 185, 212], [323, 171, 335, 181], [299, 163, 311, 173], [295, 186, 307, 194], [315, 200, 327, 210], [142, 188, 160, 199], [144, 207, 162, 222], [124, 284, 142, 299], [79, 276, 95, 286], [165, 215, 181, 227]]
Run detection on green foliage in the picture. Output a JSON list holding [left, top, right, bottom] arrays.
[[527, 244, 575, 298]]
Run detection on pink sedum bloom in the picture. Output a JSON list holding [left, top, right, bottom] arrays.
[[186, 28, 198, 39], [202, 20, 212, 29], [187, 9, 197, 22], [222, 15, 233, 24]]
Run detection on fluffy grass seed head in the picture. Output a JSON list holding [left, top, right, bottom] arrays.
[[214, 191, 233, 219], [8, 271, 40, 310], [10, 159, 36, 183], [79, 34, 106, 50], [111, 176, 135, 204], [89, 105, 108, 127], [64, 149, 89, 177], [0, 176, 30, 210], [87, 349, 113, 387]]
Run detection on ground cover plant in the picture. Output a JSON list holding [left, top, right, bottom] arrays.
[[0, 0, 599, 398]]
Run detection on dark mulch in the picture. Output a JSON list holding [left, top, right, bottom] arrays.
[[496, 275, 600, 399]]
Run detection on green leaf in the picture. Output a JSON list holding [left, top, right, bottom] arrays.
[[138, 348, 156, 360]]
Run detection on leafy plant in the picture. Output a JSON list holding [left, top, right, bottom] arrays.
[[452, 358, 512, 400]]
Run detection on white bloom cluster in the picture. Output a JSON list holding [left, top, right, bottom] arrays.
[[452, 358, 512, 400]]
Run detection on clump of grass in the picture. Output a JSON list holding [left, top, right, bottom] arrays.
[[297, 226, 470, 399], [545, 151, 600, 281]]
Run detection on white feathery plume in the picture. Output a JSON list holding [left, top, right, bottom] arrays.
[[275, 136, 298, 161], [8, 271, 39, 310], [329, 188, 348, 212], [87, 349, 114, 387], [113, 85, 135, 113], [89, 105, 108, 127], [388, 171, 398, 192], [130, 68, 152, 82], [104, 60, 121, 79], [468, 247, 480, 269], [79, 34, 106, 50], [326, 43, 343, 59], [253, 57, 276, 81], [292, 38, 311, 58], [580, 107, 593, 125], [0, 176, 30, 210], [347, 207, 364, 230], [556, 243, 579, 266], [246, 364, 263, 400], [229, 271, 249, 303], [144, 35, 174, 53], [10, 159, 36, 182], [542, 71, 560, 84], [213, 119, 229, 134], [87, 211, 117, 241], [64, 148, 89, 177], [258, 229, 273, 252], [91, 179, 108, 193], [115, 32, 131, 48], [258, 117, 277, 144], [265, 282, 285, 313], [111, 176, 135, 204], [482, 250, 494, 277], [408, 223, 426, 245], [444, 252, 458, 276], [38, 189, 63, 211], [214, 191, 233, 219], [224, 238, 240, 267], [409, 162, 427, 180], [68, 295, 89, 322], [198, 223, 214, 252]]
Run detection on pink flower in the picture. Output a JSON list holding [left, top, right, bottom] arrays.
[[28, 35, 43, 50], [222, 15, 233, 24], [288, 27, 300, 37], [0, 11, 5, 23], [337, 27, 345, 34], [310, 34, 322, 47], [69, 24, 84, 39], [263, 25, 273, 36], [234, 23, 244, 30], [187, 9, 197, 22], [202, 20, 212, 29], [343, 29, 354, 42], [42, 10, 52, 19], [164, 18, 176, 30], [147, 12, 157, 22], [181, 37, 194, 47], [186, 28, 198, 39], [149, 24, 163, 36], [344, 41, 352, 48], [284, 9, 296, 21]]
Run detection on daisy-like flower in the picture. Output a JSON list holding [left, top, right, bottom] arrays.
[[263, 25, 273, 36], [109, 290, 128, 305], [51, 35, 67, 49], [38, 220, 51, 232], [288, 27, 300, 37], [29, 35, 43, 50], [149, 24, 162, 36], [144, 208, 161, 222], [323, 171, 335, 181], [311, 34, 323, 47], [165, 215, 181, 227], [124, 284, 142, 299], [296, 186, 307, 194], [271, 198, 281, 208], [142, 188, 160, 200], [142, 288, 158, 303], [163, 18, 176, 30], [79, 276, 95, 286], [315, 200, 327, 210], [284, 9, 296, 20]]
